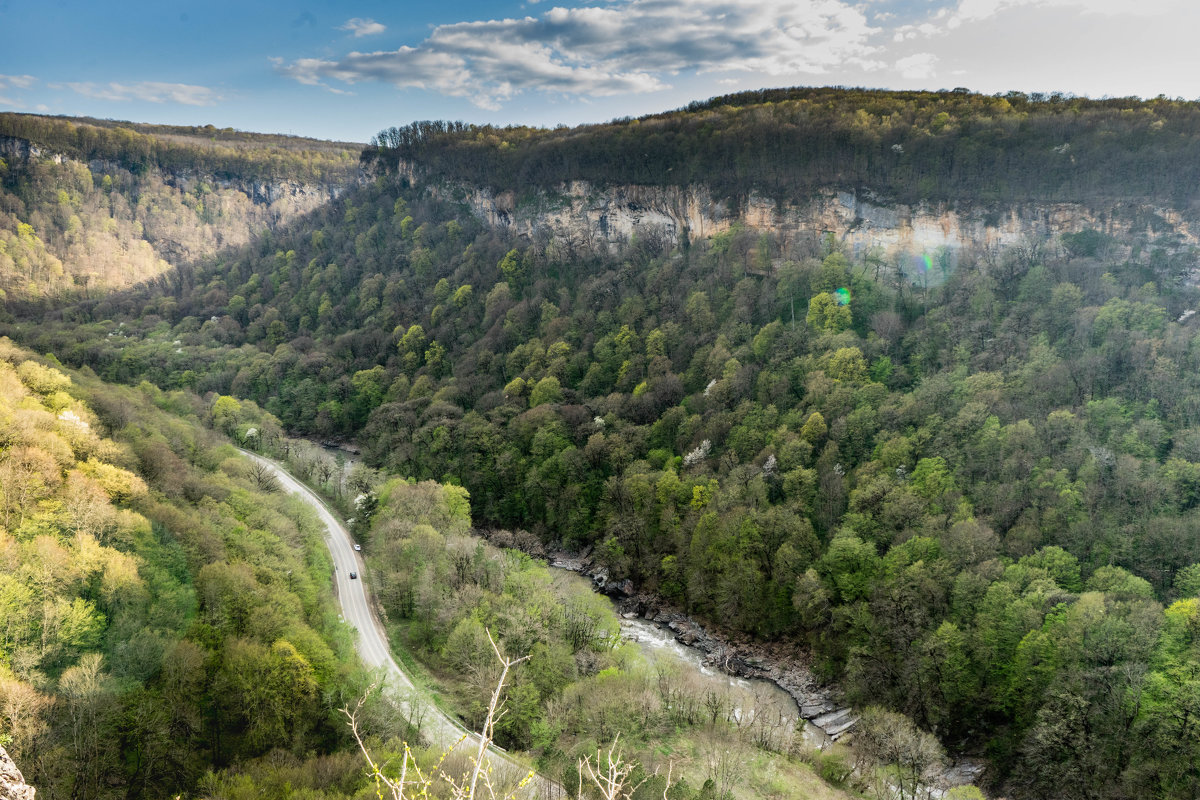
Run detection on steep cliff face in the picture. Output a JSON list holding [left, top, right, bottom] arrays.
[[144, 167, 350, 263], [412, 163, 1197, 274], [0, 746, 33, 800], [155, 167, 348, 220]]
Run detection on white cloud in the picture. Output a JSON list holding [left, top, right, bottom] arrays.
[[339, 17, 386, 37], [895, 52, 937, 79], [879, 0, 1200, 100], [66, 81, 222, 106], [281, 0, 881, 107], [939, 0, 1191, 30], [275, 0, 1200, 113], [0, 74, 36, 90]]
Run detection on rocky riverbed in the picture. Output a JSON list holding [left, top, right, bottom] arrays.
[[549, 549, 859, 743], [480, 528, 987, 793], [480, 530, 856, 743]]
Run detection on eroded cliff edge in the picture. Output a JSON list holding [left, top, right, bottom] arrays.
[[395, 157, 1198, 278]]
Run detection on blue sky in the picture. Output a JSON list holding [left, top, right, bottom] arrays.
[[2, 0, 1198, 143]]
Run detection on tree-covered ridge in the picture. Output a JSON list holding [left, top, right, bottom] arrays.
[[0, 338, 372, 799], [1, 113, 361, 183], [365, 86, 1200, 207]]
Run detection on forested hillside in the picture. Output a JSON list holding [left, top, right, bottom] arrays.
[[0, 338, 381, 799], [0, 113, 359, 301], [7, 87, 1200, 798]]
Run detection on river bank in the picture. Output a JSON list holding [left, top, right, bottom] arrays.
[[478, 529, 856, 743], [479, 528, 988, 795]]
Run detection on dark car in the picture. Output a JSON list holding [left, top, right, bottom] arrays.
[[349, 571, 358, 579]]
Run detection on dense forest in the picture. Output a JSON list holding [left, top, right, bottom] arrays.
[[5, 87, 1200, 799], [0, 335, 858, 800], [365, 87, 1200, 207]]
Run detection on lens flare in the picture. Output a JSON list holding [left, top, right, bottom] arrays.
[[922, 252, 933, 273], [834, 287, 851, 306]]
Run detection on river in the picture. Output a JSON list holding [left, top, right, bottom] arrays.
[[545, 562, 985, 795], [547, 565, 830, 751]]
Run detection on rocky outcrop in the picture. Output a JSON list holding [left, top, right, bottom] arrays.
[[0, 135, 61, 164], [2, 135, 350, 222], [158, 169, 348, 211], [0, 746, 34, 800], [402, 156, 1199, 277]]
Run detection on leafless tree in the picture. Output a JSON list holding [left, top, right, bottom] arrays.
[[342, 629, 675, 800], [342, 629, 536, 800], [578, 735, 668, 800], [249, 459, 279, 492]]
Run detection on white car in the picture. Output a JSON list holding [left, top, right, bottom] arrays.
[[353, 543, 362, 551]]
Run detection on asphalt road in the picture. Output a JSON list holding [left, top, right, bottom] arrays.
[[239, 449, 561, 798]]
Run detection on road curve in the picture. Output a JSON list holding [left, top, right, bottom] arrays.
[[238, 449, 561, 798]]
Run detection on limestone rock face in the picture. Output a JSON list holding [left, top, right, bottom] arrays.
[[0, 746, 34, 800], [399, 156, 1200, 281]]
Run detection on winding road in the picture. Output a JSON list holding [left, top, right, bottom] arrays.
[[239, 449, 561, 799]]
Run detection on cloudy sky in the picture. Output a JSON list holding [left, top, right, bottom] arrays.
[[1, 0, 1197, 142]]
